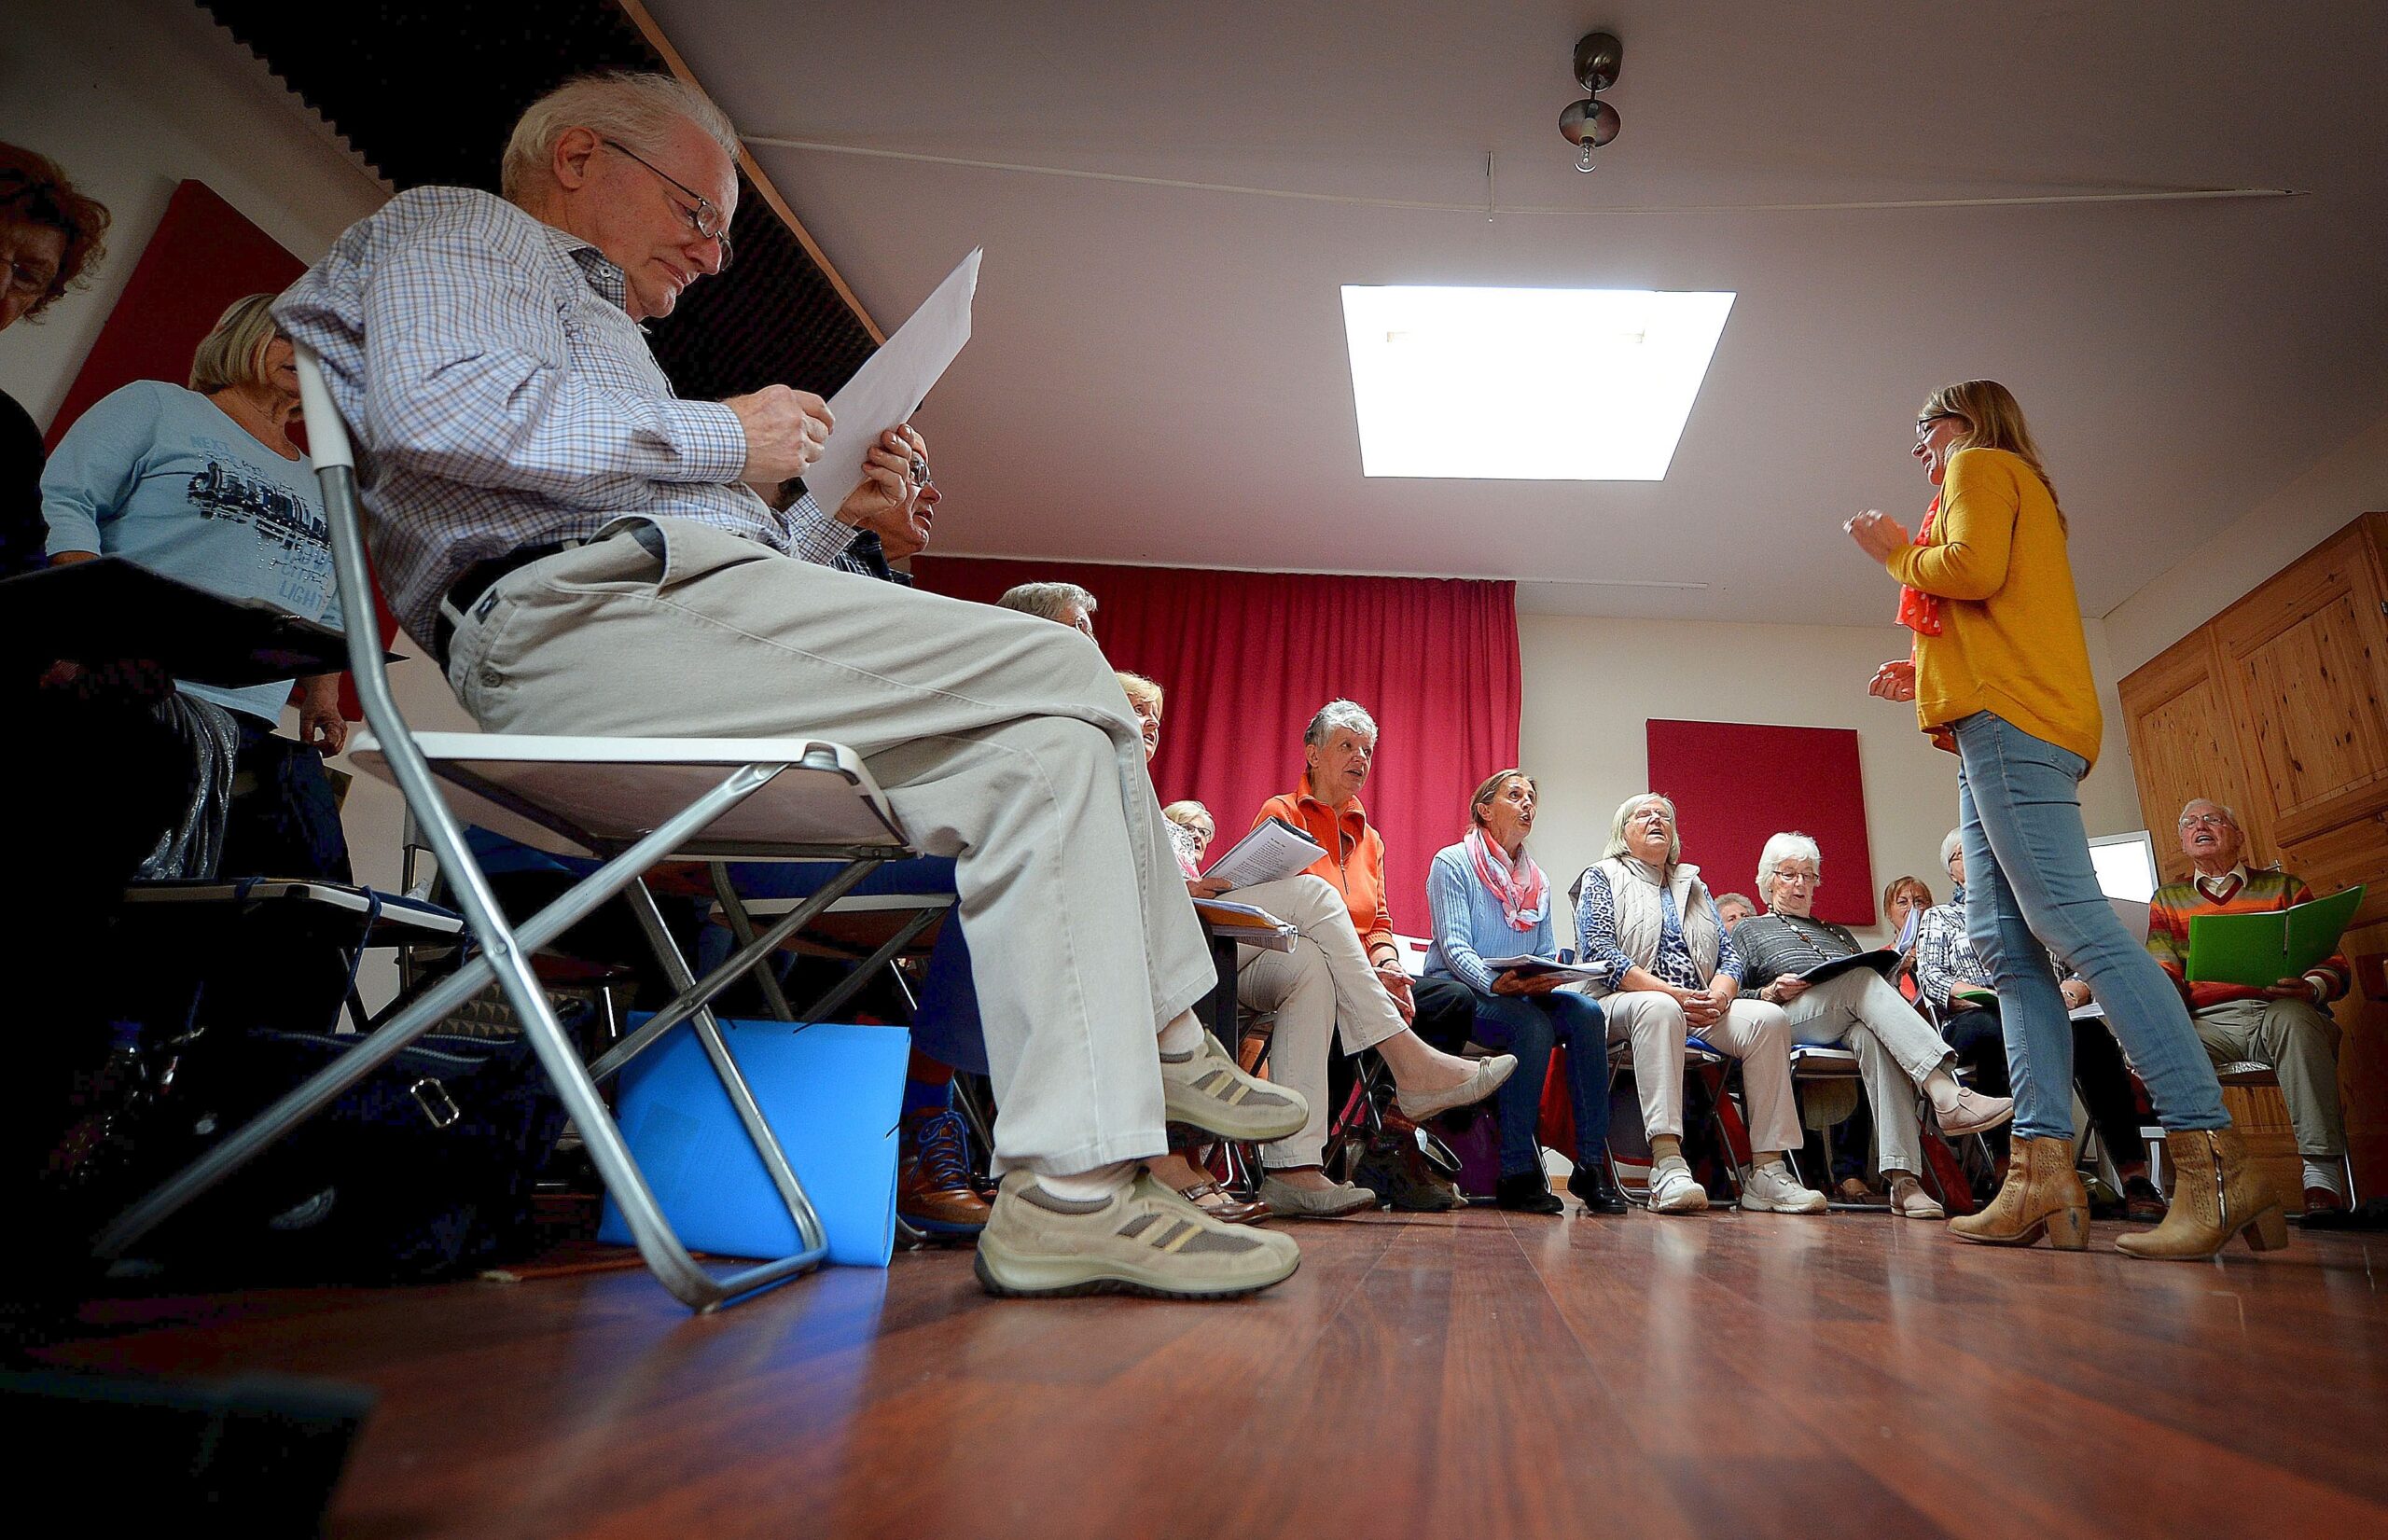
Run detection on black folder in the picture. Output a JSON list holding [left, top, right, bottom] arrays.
[[0, 556, 396, 687]]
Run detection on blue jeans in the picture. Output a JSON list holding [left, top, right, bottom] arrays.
[[1467, 989, 1610, 1177], [1953, 712, 2226, 1139]]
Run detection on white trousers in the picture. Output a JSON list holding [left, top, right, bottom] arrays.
[[1597, 991, 1805, 1155], [1780, 968, 1955, 1177], [1231, 875, 1408, 1167], [445, 520, 1215, 1177]]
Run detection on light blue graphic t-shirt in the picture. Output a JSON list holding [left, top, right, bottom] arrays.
[[42, 380, 342, 724]]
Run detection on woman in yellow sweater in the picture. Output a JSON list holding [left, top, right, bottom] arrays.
[[1846, 380, 2282, 1261]]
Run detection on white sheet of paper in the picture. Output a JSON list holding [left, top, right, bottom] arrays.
[[1203, 817, 1327, 891], [808, 247, 982, 508]]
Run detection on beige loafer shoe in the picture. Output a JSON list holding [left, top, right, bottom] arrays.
[[1394, 1053, 1519, 1122]]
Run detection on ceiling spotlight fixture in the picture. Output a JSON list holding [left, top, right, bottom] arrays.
[[1559, 30, 1622, 173]]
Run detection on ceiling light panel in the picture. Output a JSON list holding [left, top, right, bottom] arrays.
[[1340, 284, 1734, 480]]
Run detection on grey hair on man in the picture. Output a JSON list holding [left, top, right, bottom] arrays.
[[1756, 831, 1823, 897], [2178, 797, 2241, 829], [1938, 827, 1965, 872], [997, 581, 1098, 626], [1603, 793, 1681, 864], [501, 71, 739, 204], [1303, 699, 1378, 748]]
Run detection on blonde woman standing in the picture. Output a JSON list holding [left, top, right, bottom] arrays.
[[1848, 380, 2279, 1260]]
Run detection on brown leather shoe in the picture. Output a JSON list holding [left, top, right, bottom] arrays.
[[2115, 1128, 2288, 1260], [898, 1110, 993, 1237], [1948, 1132, 2090, 1250]]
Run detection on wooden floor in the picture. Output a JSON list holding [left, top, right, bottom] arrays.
[[34, 1209, 2388, 1539]]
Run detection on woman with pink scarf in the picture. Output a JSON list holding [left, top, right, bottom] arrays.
[[1424, 770, 1627, 1215]]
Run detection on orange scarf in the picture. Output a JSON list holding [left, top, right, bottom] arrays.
[[1895, 496, 1942, 637]]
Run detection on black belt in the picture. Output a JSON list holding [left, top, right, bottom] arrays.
[[431, 524, 667, 670], [432, 544, 564, 670]]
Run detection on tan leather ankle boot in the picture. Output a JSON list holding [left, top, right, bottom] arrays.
[[2114, 1128, 2288, 1260], [1948, 1132, 2090, 1250]]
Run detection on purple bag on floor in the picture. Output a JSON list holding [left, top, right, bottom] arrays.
[[1437, 1104, 1503, 1201]]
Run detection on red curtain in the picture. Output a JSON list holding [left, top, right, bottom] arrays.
[[911, 556, 1521, 934]]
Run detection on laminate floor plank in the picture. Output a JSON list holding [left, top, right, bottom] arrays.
[[29, 1211, 2388, 1539]]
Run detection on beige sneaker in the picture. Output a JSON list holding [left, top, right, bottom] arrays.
[[974, 1171, 1301, 1299], [1739, 1159, 1828, 1214], [1159, 1029, 1308, 1142]]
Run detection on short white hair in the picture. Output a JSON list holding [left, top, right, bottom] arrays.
[[502, 72, 738, 204], [1938, 828, 1965, 872], [1756, 831, 1823, 898], [1304, 699, 1378, 749], [1604, 793, 1681, 863], [997, 581, 1098, 624], [2179, 798, 2241, 829]]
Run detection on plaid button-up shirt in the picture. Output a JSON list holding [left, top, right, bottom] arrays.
[[275, 187, 854, 645]]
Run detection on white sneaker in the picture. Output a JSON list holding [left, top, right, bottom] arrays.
[[1739, 1160, 1828, 1214], [1646, 1156, 1710, 1214]]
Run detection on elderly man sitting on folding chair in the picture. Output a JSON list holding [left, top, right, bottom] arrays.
[[272, 70, 1304, 1300]]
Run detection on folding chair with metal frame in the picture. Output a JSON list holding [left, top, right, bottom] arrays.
[[90, 347, 927, 1312], [1604, 1036, 1747, 1208]]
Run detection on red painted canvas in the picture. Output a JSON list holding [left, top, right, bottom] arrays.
[[1645, 719, 1877, 927]]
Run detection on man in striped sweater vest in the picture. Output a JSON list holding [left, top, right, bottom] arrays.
[[2147, 799, 2353, 1212]]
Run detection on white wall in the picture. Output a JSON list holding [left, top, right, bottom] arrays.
[[1516, 612, 2145, 948], [2103, 406, 2388, 676], [0, 0, 389, 426]]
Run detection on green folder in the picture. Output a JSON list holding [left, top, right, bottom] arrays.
[[2185, 884, 2365, 988]]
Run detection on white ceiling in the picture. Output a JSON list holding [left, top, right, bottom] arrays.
[[651, 0, 2388, 622]]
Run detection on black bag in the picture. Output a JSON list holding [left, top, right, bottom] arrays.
[[136, 1024, 573, 1284]]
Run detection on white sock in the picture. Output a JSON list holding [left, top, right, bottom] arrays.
[[1034, 1160, 1136, 1202], [2302, 1158, 2348, 1200], [1157, 1010, 1203, 1056]]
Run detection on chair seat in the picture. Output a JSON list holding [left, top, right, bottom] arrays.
[[121, 878, 464, 939], [354, 732, 909, 859], [1789, 1045, 1863, 1075]]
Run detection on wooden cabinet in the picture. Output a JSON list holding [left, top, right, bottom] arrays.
[[2119, 512, 2388, 1193]]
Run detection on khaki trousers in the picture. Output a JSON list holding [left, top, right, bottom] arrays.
[[445, 520, 1215, 1177], [2193, 997, 2346, 1158], [1781, 967, 1956, 1177], [1597, 990, 1805, 1155], [1229, 875, 1408, 1167]]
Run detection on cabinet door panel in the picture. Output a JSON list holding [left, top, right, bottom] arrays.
[[2226, 587, 2388, 826], [2121, 633, 2262, 886]]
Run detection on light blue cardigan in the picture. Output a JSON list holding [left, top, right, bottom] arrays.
[[1423, 841, 1559, 993]]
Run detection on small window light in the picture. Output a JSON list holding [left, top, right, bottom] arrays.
[[1340, 284, 1735, 480]]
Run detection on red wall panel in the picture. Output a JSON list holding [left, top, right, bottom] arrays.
[[1645, 719, 1877, 927]]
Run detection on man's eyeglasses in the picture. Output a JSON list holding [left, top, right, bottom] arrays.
[[600, 138, 733, 271], [2179, 812, 2234, 829]]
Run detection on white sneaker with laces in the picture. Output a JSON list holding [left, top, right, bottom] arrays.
[[1646, 1155, 1710, 1214], [1739, 1160, 1828, 1214]]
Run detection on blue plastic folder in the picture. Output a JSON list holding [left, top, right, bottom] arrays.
[[596, 1015, 911, 1268]]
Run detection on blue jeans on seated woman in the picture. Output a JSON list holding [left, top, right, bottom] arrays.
[[1466, 990, 1609, 1178], [1952, 711, 2226, 1142]]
